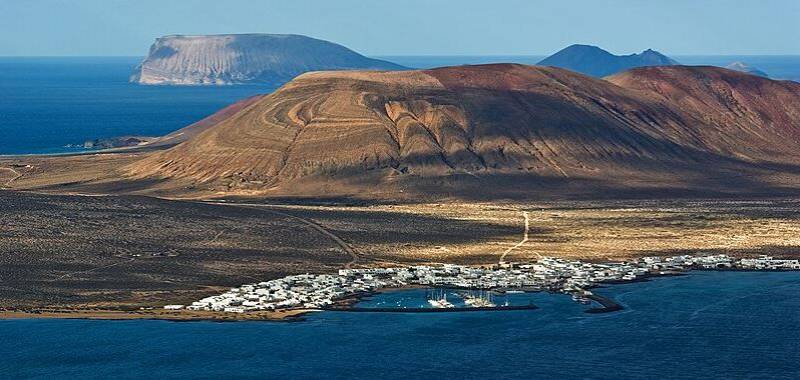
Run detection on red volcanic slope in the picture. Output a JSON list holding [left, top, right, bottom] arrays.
[[121, 64, 800, 199]]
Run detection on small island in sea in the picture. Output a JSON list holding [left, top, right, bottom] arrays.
[[537, 44, 678, 77], [130, 34, 405, 85], [725, 61, 770, 77]]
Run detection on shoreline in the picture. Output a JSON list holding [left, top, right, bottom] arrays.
[[0, 308, 316, 322], [3, 269, 796, 322]]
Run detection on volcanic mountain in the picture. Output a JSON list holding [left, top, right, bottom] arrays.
[[119, 63, 800, 200], [538, 44, 678, 77], [130, 34, 405, 85]]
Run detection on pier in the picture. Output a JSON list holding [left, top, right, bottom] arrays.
[[584, 294, 623, 313]]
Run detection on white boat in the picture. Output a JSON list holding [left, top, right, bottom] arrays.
[[463, 290, 496, 307], [428, 298, 456, 308], [465, 297, 496, 307], [427, 290, 455, 308]]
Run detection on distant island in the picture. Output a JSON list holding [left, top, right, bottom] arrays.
[[725, 61, 769, 77], [538, 44, 678, 77], [130, 34, 406, 85]]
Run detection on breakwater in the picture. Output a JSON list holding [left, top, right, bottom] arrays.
[[323, 304, 538, 313], [584, 294, 623, 313]]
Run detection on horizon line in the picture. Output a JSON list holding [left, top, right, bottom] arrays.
[[3, 53, 800, 58]]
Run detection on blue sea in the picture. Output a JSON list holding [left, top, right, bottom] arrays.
[[0, 57, 269, 155], [1, 271, 798, 379], [2, 55, 799, 155]]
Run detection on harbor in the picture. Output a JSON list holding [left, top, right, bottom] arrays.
[[173, 254, 800, 315], [12, 270, 800, 379], [324, 304, 539, 313]]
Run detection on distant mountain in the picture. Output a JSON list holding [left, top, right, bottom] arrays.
[[538, 44, 678, 77], [725, 61, 769, 77], [130, 34, 406, 85]]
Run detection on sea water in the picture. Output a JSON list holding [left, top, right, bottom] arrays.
[[0, 57, 268, 155], [1, 271, 798, 379]]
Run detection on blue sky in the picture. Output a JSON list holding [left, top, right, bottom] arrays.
[[1, 0, 798, 56]]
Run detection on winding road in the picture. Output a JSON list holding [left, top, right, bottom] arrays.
[[207, 202, 361, 269], [0, 167, 22, 188], [499, 211, 530, 263], [57, 256, 136, 280]]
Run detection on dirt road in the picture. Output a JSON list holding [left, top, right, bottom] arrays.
[[499, 211, 530, 263]]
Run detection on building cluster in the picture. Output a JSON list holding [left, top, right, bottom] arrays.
[[636, 254, 800, 270], [637, 254, 735, 270], [185, 274, 388, 313], [176, 254, 799, 313], [738, 255, 800, 270]]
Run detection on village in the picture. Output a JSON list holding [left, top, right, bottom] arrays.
[[171, 255, 800, 313]]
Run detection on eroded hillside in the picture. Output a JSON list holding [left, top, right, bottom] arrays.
[[119, 64, 800, 199]]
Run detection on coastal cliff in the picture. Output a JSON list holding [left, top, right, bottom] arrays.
[[130, 34, 405, 85]]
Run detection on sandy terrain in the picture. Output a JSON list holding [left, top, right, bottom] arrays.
[[256, 199, 800, 263], [2, 189, 799, 320]]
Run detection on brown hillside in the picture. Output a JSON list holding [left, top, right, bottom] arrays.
[[119, 64, 800, 199]]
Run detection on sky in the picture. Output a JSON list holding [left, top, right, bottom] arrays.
[[1, 0, 798, 56]]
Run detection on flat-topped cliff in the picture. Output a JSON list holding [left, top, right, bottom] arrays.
[[130, 34, 405, 85]]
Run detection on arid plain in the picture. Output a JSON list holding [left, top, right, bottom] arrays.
[[3, 63, 800, 316], [2, 182, 800, 314]]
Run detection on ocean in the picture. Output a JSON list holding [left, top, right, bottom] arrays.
[[0, 57, 269, 155], [1, 271, 798, 379], [2, 55, 799, 155]]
